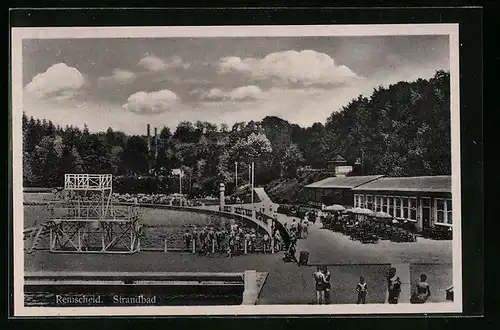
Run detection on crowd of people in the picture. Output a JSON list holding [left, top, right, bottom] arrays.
[[180, 222, 285, 257]]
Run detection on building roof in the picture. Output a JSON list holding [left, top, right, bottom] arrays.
[[327, 154, 347, 164], [305, 175, 385, 189], [351, 175, 451, 193]]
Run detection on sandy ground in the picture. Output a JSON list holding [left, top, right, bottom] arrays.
[[409, 263, 453, 303]]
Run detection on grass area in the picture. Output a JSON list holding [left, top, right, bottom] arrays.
[[264, 171, 329, 204]]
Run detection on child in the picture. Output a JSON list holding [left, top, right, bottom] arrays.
[[411, 274, 431, 304], [356, 276, 368, 304]]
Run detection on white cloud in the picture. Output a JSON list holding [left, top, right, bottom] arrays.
[[197, 85, 267, 102], [122, 89, 179, 115], [97, 69, 137, 87], [217, 50, 360, 86], [24, 63, 86, 100], [137, 54, 190, 72], [138, 54, 168, 72]]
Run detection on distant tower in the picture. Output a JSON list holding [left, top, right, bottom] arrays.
[[147, 124, 151, 152]]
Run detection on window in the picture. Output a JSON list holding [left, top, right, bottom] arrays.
[[381, 196, 387, 212], [436, 198, 445, 223], [409, 197, 417, 220], [360, 195, 365, 208], [395, 197, 401, 218], [375, 196, 381, 211], [446, 198, 452, 224], [402, 197, 409, 218], [388, 196, 394, 216], [366, 195, 373, 210]]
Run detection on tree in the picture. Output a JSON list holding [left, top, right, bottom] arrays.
[[173, 121, 198, 143], [159, 126, 172, 140], [120, 136, 149, 175], [281, 143, 304, 178]]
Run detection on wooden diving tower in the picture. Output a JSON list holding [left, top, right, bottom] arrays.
[[27, 174, 141, 254]]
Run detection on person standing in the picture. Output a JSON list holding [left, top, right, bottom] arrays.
[[313, 267, 326, 304], [262, 233, 269, 253], [356, 276, 368, 304], [183, 229, 192, 251], [411, 274, 431, 303], [320, 266, 331, 304], [302, 218, 309, 238], [387, 267, 402, 304]]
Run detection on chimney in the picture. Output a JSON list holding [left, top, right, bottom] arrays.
[[147, 124, 151, 152], [154, 127, 158, 160]]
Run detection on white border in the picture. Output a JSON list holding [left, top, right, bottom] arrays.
[[11, 24, 461, 317]]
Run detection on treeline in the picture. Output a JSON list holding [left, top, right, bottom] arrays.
[[22, 70, 451, 195]]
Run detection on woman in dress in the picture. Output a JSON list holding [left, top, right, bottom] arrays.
[[411, 274, 431, 303]]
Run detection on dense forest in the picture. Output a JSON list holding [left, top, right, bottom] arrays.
[[22, 70, 451, 196]]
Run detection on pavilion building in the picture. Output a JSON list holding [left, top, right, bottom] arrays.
[[350, 175, 452, 232]]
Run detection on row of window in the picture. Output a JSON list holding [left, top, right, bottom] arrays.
[[354, 194, 452, 224]]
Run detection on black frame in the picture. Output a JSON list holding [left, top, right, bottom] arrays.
[[7, 4, 484, 325]]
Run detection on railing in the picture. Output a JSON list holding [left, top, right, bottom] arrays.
[[51, 204, 138, 221], [64, 174, 113, 190]]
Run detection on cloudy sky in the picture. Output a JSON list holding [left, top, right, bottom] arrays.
[[22, 35, 449, 135]]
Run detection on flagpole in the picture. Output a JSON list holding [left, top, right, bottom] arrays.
[[179, 168, 183, 206]]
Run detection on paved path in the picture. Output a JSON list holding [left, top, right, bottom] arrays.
[[295, 221, 452, 265]]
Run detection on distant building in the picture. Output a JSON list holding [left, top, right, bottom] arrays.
[[305, 175, 384, 206], [305, 174, 452, 232], [326, 154, 353, 177], [351, 175, 452, 231]]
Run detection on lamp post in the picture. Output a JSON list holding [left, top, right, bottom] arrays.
[[251, 161, 255, 219], [179, 168, 183, 206], [361, 149, 364, 175], [235, 161, 238, 190]]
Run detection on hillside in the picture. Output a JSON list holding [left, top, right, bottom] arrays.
[[264, 171, 330, 204]]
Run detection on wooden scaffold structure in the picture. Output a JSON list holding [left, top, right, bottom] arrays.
[[27, 174, 141, 254]]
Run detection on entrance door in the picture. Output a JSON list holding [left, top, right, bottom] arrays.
[[421, 197, 431, 229]]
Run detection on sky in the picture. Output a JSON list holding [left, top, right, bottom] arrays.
[[22, 35, 450, 135]]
